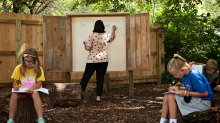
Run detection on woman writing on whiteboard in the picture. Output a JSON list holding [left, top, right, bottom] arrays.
[[80, 20, 116, 101]]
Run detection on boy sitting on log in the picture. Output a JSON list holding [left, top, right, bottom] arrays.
[[160, 54, 214, 123]]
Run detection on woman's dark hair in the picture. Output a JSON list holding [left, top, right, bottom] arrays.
[[93, 20, 105, 33]]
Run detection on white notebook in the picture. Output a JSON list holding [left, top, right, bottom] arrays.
[[12, 87, 49, 94]]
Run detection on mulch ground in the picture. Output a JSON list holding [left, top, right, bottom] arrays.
[[0, 83, 219, 123]]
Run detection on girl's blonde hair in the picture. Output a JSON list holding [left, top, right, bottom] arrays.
[[167, 54, 188, 72], [206, 59, 218, 72], [20, 48, 42, 77]]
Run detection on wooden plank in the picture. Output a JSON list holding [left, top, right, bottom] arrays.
[[0, 51, 43, 56], [65, 17, 72, 71], [67, 13, 130, 17], [0, 18, 42, 25], [43, 16, 70, 72], [135, 15, 142, 69], [126, 15, 131, 70], [0, 56, 16, 83], [129, 15, 136, 70], [0, 21, 16, 51], [0, 12, 43, 20], [129, 71, 134, 96], [0, 51, 16, 55], [145, 13, 151, 71], [16, 19, 22, 64], [140, 15, 148, 70]]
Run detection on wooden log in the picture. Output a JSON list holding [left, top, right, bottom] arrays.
[[180, 108, 218, 123], [14, 94, 37, 123], [49, 83, 82, 107]]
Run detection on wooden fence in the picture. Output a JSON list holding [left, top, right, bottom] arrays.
[[0, 12, 43, 84], [0, 12, 165, 87]]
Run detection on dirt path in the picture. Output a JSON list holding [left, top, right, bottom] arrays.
[[3, 83, 216, 123]]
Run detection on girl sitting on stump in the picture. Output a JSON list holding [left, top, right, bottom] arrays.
[[7, 48, 45, 123]]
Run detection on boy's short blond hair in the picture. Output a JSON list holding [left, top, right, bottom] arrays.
[[167, 54, 187, 72]]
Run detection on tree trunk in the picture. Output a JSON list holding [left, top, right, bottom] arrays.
[[49, 83, 82, 108], [14, 94, 37, 123], [180, 108, 218, 123]]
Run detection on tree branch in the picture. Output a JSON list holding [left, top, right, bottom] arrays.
[[35, 0, 53, 14], [2, 0, 9, 12]]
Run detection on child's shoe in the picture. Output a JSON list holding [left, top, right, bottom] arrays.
[[7, 119, 14, 123], [37, 117, 45, 123]]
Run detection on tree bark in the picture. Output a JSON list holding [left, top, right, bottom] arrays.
[[14, 94, 37, 123]]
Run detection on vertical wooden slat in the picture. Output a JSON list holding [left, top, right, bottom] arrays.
[[16, 19, 22, 64], [65, 17, 71, 72], [126, 15, 131, 71], [140, 15, 148, 70], [129, 70, 134, 97], [129, 15, 136, 70], [135, 15, 142, 69], [145, 13, 151, 71]]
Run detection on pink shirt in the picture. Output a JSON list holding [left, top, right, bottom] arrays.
[[85, 33, 111, 63]]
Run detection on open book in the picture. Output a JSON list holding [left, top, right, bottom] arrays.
[[12, 87, 49, 94], [163, 91, 179, 95]]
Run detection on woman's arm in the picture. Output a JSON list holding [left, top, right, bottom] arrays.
[[108, 25, 117, 43]]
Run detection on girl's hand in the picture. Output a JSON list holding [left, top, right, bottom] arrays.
[[13, 80, 20, 91], [168, 86, 179, 92], [13, 86, 19, 91], [26, 88, 34, 94], [178, 90, 186, 96]]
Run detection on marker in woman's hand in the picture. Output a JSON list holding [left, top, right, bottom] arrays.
[[83, 41, 86, 45]]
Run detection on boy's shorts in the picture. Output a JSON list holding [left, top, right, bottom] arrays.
[[176, 95, 211, 116]]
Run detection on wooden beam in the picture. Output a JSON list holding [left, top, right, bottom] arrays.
[[67, 13, 130, 17], [0, 18, 42, 25], [129, 71, 134, 97], [0, 51, 43, 56]]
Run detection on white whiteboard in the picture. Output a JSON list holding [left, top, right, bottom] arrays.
[[72, 16, 127, 71]]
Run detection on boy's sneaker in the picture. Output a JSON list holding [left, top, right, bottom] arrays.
[[7, 119, 14, 123], [37, 117, 45, 123]]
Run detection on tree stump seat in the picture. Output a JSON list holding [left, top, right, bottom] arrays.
[[14, 94, 37, 123]]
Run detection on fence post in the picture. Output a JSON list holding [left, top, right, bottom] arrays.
[[128, 70, 133, 97], [16, 19, 22, 64]]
